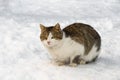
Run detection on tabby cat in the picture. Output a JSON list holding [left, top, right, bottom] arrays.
[[40, 23, 101, 66]]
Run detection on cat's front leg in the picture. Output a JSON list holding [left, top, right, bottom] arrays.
[[69, 56, 78, 67]]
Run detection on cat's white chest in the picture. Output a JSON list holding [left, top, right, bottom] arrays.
[[47, 37, 85, 61]]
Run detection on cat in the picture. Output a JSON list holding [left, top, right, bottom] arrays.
[[40, 23, 101, 66]]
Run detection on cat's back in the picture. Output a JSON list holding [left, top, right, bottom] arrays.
[[63, 23, 101, 54], [63, 23, 98, 37], [63, 23, 100, 41]]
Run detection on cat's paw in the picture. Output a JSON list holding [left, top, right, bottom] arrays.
[[79, 60, 86, 65], [57, 62, 65, 66], [69, 63, 77, 67], [51, 61, 65, 66]]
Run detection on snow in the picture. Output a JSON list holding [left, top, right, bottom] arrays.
[[0, 0, 120, 80]]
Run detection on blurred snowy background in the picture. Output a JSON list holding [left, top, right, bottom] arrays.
[[0, 0, 120, 80]]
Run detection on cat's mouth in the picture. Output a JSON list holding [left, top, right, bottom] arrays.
[[46, 43, 58, 48], [47, 41, 51, 45], [46, 42, 54, 47], [43, 40, 60, 48]]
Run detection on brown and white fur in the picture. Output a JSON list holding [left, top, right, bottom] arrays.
[[40, 23, 101, 66]]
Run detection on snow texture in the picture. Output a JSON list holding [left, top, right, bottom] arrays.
[[0, 0, 120, 80]]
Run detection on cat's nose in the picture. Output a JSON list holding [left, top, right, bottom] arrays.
[[47, 41, 51, 45]]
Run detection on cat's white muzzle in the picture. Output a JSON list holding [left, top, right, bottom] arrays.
[[42, 40, 59, 48]]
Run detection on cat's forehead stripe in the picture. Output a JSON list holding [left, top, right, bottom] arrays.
[[47, 32, 52, 40]]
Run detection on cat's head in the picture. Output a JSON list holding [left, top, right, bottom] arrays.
[[40, 23, 63, 47]]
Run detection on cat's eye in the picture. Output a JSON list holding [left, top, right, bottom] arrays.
[[44, 37, 47, 40]]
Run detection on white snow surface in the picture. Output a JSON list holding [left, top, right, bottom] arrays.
[[0, 0, 120, 80]]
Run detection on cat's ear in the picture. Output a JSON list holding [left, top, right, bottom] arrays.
[[40, 24, 46, 30], [54, 23, 61, 30]]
